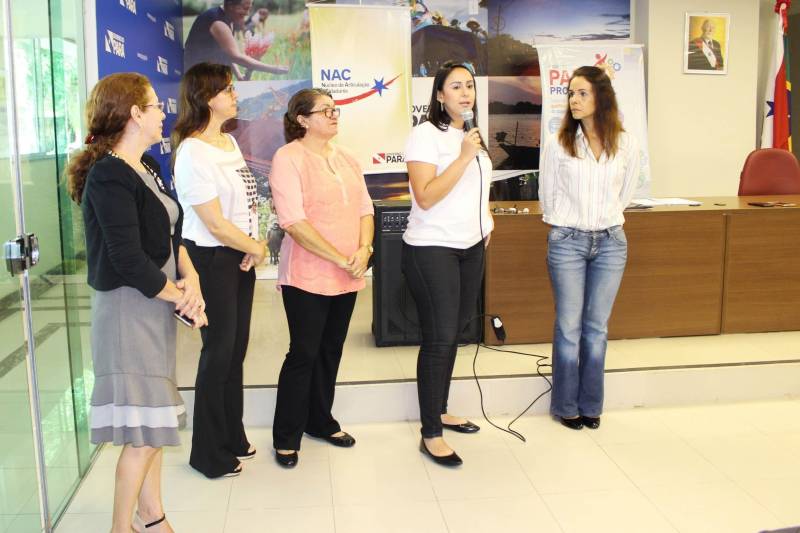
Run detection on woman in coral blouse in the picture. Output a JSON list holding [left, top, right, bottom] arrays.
[[268, 88, 374, 468]]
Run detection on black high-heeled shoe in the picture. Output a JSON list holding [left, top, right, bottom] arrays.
[[222, 464, 243, 477], [559, 416, 584, 430], [237, 446, 257, 460], [419, 439, 462, 467], [581, 416, 601, 429]]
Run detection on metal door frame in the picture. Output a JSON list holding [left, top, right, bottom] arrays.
[[2, 0, 54, 530]]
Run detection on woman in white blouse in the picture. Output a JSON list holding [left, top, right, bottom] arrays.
[[538, 66, 640, 431], [172, 62, 267, 478]]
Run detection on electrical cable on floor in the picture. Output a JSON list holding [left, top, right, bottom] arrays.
[[470, 146, 553, 443]]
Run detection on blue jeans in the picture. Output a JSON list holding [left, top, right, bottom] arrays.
[[547, 225, 627, 419]]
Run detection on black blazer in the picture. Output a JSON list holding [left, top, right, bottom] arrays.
[[82, 153, 184, 298]]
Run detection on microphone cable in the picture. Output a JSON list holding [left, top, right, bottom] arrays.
[[469, 140, 553, 443]]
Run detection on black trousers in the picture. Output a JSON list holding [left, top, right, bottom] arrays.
[[184, 241, 255, 478], [401, 241, 484, 438], [272, 285, 357, 451]]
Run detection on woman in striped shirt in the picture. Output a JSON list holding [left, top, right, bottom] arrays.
[[538, 66, 641, 431]]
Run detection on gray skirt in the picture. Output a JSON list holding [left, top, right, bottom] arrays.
[[89, 253, 185, 447]]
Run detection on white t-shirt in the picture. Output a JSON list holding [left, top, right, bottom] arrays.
[[403, 121, 493, 248], [174, 135, 259, 247]]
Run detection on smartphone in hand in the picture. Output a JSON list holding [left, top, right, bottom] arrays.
[[174, 310, 194, 327]]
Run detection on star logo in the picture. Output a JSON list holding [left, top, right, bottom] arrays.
[[766, 100, 775, 118], [334, 74, 401, 105], [372, 78, 389, 96]]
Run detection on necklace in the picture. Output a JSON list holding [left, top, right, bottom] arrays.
[[107, 150, 170, 194]]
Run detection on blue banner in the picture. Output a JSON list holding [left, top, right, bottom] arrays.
[[96, 0, 184, 185]]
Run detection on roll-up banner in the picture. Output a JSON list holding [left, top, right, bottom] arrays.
[[537, 44, 651, 196], [309, 4, 412, 174]]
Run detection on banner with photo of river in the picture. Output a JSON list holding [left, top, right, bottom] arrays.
[[487, 0, 631, 173]]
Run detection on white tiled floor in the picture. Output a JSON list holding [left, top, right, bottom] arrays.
[[55, 399, 800, 533], [175, 279, 800, 387]]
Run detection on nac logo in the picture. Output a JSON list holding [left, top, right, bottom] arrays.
[[156, 56, 168, 75], [164, 21, 175, 41], [167, 98, 177, 114], [160, 138, 172, 155], [119, 0, 136, 15], [104, 30, 125, 58], [320, 68, 351, 81]]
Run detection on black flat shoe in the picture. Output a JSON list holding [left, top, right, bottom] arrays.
[[275, 450, 298, 468], [581, 416, 601, 429], [419, 439, 463, 467], [323, 432, 356, 448], [442, 420, 481, 433], [559, 416, 584, 430]]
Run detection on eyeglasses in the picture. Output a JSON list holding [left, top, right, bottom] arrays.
[[307, 107, 341, 119], [143, 101, 165, 111]]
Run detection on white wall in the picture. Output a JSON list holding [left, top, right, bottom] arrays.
[[639, 0, 760, 197]]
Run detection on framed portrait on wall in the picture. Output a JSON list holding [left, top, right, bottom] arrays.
[[684, 12, 730, 75]]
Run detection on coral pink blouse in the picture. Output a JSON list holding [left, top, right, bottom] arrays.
[[269, 140, 374, 296]]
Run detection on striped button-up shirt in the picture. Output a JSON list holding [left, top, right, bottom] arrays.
[[538, 129, 640, 231]]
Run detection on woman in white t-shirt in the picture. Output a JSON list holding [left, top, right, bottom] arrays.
[[403, 61, 493, 467], [172, 62, 267, 479]]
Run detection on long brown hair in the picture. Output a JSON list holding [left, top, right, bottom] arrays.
[[65, 72, 151, 204], [557, 66, 623, 158], [171, 62, 232, 165]]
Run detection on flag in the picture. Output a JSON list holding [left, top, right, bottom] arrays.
[[761, 0, 792, 151]]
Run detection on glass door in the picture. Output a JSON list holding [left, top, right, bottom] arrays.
[[1, 0, 51, 530], [1, 0, 92, 530]]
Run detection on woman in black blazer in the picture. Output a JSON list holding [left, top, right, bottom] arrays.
[[66, 72, 208, 533]]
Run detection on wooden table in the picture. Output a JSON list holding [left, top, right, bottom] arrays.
[[483, 196, 800, 344]]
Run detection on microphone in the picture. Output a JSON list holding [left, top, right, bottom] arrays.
[[460, 109, 476, 132]]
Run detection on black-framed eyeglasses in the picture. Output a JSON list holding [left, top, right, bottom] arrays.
[[307, 107, 341, 119], [143, 101, 165, 111]]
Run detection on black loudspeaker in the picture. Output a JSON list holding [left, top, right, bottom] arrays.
[[372, 201, 419, 346], [371, 200, 482, 347]]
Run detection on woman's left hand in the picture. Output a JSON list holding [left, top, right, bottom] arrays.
[[346, 246, 371, 279], [175, 274, 205, 320], [190, 310, 209, 329], [240, 254, 255, 271]]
